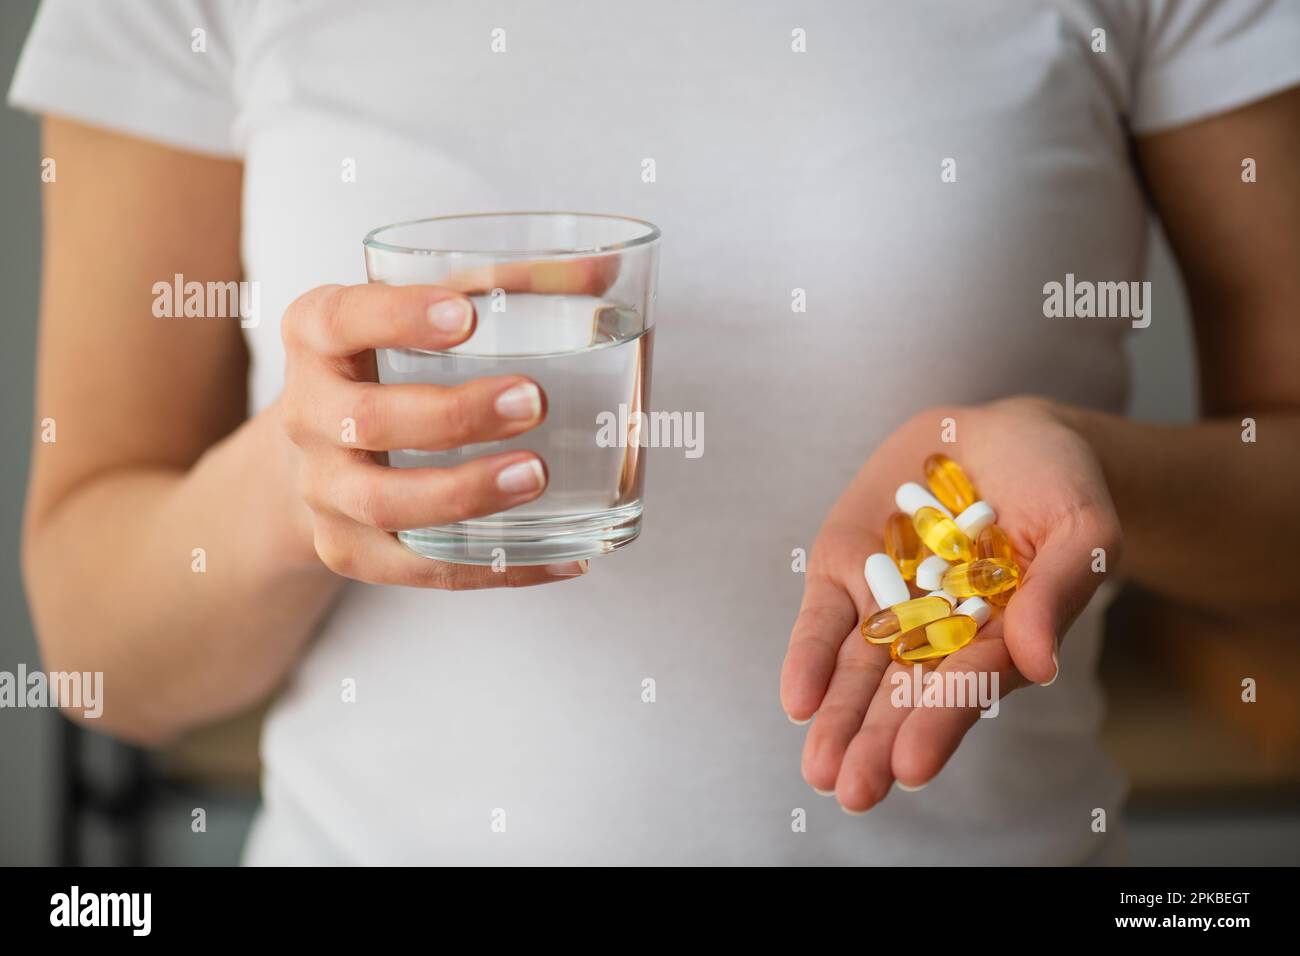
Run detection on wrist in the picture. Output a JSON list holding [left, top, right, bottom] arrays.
[[247, 401, 332, 576], [1043, 399, 1137, 549], [1050, 401, 1117, 474]]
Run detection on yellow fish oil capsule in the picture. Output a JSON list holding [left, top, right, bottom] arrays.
[[941, 558, 1019, 598], [924, 454, 979, 514], [862, 594, 954, 643], [911, 506, 973, 563], [888, 597, 991, 663], [925, 598, 991, 652], [883, 511, 926, 580], [976, 525, 1016, 607], [975, 524, 1015, 563], [889, 626, 949, 663]]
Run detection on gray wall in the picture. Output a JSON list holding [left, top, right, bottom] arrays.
[[0, 0, 1198, 865], [1, 0, 54, 866]]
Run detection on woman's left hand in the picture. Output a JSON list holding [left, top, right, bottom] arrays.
[[779, 396, 1123, 811]]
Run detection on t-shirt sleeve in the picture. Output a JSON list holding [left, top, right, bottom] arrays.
[[1130, 0, 1300, 134], [6, 0, 244, 157]]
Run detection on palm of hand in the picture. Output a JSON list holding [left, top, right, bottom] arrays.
[[779, 398, 1121, 812]]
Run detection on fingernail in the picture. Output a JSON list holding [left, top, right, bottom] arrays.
[[787, 712, 812, 726], [812, 787, 834, 797], [495, 382, 542, 421], [840, 804, 868, 816], [496, 458, 545, 494], [1041, 647, 1060, 687], [428, 297, 472, 335], [896, 780, 929, 792], [545, 560, 587, 577]]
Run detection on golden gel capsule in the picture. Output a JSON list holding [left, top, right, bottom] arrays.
[[911, 506, 973, 563], [976, 525, 1016, 607], [884, 511, 926, 580], [889, 626, 949, 664], [889, 598, 991, 663], [941, 558, 1019, 598], [922, 615, 978, 653], [975, 524, 1014, 562], [862, 595, 953, 643], [924, 454, 979, 514]]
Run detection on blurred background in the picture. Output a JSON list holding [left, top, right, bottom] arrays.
[[2, 0, 1297, 865]]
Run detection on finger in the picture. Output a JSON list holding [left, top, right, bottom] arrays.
[[1003, 505, 1119, 684], [311, 512, 587, 588], [310, 375, 546, 451], [890, 628, 1029, 788], [284, 284, 476, 357], [780, 574, 860, 723], [834, 659, 930, 812], [305, 450, 548, 531], [800, 637, 892, 795], [440, 255, 621, 297]]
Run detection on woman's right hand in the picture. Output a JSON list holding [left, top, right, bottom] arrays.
[[278, 281, 585, 589]]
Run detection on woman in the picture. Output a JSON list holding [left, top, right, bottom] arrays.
[[11, 0, 1300, 864]]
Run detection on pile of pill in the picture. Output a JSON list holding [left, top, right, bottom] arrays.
[[862, 454, 1020, 664]]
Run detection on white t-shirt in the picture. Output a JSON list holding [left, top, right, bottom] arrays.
[[12, 0, 1300, 865]]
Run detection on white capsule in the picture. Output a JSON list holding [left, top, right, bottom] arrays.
[[864, 553, 910, 609], [954, 501, 996, 539], [926, 588, 957, 607], [955, 596, 992, 628], [915, 554, 952, 591], [894, 482, 954, 519]]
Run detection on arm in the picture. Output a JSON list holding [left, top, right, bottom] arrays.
[[22, 120, 589, 746], [1063, 85, 1300, 617], [780, 87, 1300, 807], [21, 118, 341, 745]]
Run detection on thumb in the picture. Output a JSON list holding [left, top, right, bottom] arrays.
[[1001, 507, 1119, 685]]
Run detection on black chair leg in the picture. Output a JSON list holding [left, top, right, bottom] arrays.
[[57, 717, 81, 866], [57, 718, 153, 866]]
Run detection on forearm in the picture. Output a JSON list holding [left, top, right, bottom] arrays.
[[22, 403, 342, 745], [1060, 404, 1300, 618]]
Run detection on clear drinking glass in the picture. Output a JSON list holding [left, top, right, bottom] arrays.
[[363, 212, 661, 565]]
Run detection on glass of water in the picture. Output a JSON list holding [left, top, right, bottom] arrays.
[[363, 212, 661, 566]]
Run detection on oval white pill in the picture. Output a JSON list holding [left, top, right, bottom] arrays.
[[955, 501, 996, 539], [894, 482, 953, 519], [926, 588, 957, 607], [864, 553, 910, 609], [955, 596, 992, 628], [915, 554, 952, 591]]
